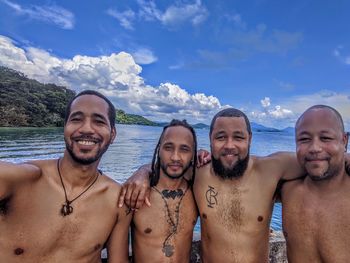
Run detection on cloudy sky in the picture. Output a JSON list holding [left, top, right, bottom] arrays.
[[1, 0, 350, 129]]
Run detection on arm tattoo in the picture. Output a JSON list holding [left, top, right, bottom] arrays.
[[206, 185, 218, 208]]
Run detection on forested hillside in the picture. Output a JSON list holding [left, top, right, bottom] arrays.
[[0, 67, 76, 127]]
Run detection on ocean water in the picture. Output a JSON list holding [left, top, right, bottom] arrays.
[[0, 125, 295, 231]]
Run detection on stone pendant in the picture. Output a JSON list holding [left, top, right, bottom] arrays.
[[61, 202, 73, 216], [162, 244, 174, 257]]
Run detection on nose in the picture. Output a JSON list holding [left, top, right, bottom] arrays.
[[170, 150, 181, 162], [79, 119, 94, 134], [224, 137, 237, 149], [309, 139, 322, 153]]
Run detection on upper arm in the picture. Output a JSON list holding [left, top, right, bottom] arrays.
[[0, 161, 41, 198], [265, 152, 304, 181], [106, 206, 132, 263]]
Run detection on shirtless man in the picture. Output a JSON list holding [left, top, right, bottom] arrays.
[[132, 119, 198, 263], [281, 105, 350, 262], [119, 108, 305, 263], [0, 90, 131, 263]]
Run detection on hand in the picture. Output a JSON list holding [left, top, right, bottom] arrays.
[[196, 149, 211, 168], [118, 164, 152, 210]]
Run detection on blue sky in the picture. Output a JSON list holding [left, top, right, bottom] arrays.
[[1, 0, 350, 128]]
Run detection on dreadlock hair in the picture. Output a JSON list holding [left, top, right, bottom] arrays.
[[150, 119, 197, 187]]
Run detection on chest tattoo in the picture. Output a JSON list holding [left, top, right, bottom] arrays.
[[206, 185, 218, 208]]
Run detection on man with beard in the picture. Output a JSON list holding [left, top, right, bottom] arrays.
[[281, 105, 350, 262], [119, 108, 306, 262], [0, 90, 131, 263], [132, 119, 198, 263]]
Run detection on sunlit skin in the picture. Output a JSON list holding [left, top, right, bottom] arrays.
[[295, 108, 347, 181], [0, 94, 131, 263], [282, 107, 350, 263], [64, 95, 116, 165], [132, 126, 198, 263], [210, 117, 251, 176]]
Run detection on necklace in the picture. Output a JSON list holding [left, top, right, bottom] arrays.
[[152, 184, 189, 257], [57, 158, 100, 216]]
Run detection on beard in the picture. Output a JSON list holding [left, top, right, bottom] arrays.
[[307, 164, 341, 182], [212, 152, 249, 179], [160, 160, 193, 180], [65, 136, 111, 165]]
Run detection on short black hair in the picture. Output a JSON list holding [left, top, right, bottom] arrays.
[[210, 108, 252, 136], [64, 90, 116, 129], [150, 119, 197, 187], [296, 105, 345, 132]]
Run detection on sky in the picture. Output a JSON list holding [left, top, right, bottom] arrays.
[[0, 0, 350, 129]]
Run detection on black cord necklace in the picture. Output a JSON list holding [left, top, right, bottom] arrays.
[[57, 158, 100, 216], [152, 184, 189, 257]]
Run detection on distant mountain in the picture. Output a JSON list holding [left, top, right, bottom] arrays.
[[281, 127, 295, 133], [116, 110, 158, 126], [192, 123, 209, 129], [251, 122, 280, 132]]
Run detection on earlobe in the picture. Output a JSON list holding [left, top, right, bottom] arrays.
[[111, 127, 117, 143]]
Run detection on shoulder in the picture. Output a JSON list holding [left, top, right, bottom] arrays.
[[253, 152, 299, 179]]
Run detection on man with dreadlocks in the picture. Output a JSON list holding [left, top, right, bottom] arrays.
[[131, 119, 198, 263]]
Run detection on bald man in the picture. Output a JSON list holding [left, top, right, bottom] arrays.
[[281, 105, 350, 262]]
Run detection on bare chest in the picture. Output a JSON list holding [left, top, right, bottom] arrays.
[[195, 182, 274, 235], [283, 191, 350, 256], [0, 183, 116, 259]]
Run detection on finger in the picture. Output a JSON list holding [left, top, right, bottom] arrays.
[[130, 186, 140, 209], [124, 184, 134, 208], [134, 190, 146, 210], [118, 185, 127, 207], [145, 196, 151, 207]]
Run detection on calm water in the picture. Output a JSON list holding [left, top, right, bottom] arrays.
[[0, 125, 296, 231]]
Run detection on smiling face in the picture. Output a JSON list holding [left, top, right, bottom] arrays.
[[64, 94, 116, 165], [210, 116, 251, 179], [159, 126, 195, 180], [296, 107, 348, 181]]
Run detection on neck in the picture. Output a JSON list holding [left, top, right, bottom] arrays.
[[305, 167, 348, 194], [59, 151, 100, 188], [157, 172, 186, 190]]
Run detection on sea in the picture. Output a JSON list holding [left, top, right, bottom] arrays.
[[0, 124, 296, 232]]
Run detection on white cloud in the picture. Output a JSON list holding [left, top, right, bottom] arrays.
[[1, 0, 74, 29], [260, 97, 271, 108], [137, 0, 208, 28], [107, 8, 135, 30], [131, 48, 158, 65], [0, 35, 223, 123], [248, 92, 350, 129], [333, 45, 350, 65]]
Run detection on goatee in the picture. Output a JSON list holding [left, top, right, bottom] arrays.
[[65, 137, 110, 165], [212, 153, 249, 179]]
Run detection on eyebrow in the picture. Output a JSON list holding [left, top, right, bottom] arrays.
[[69, 111, 108, 121]]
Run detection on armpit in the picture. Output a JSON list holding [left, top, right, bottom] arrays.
[[0, 195, 11, 216]]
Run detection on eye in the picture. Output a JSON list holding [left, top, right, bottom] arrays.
[[95, 119, 107, 125], [70, 117, 81, 122], [215, 135, 226, 140], [321, 136, 333, 141], [297, 137, 310, 143], [180, 146, 191, 152], [163, 145, 173, 151]]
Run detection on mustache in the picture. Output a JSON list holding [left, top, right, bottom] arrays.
[[221, 149, 238, 156], [305, 156, 330, 162], [167, 162, 183, 167]]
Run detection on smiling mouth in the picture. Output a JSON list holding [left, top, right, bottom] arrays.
[[77, 140, 97, 145]]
